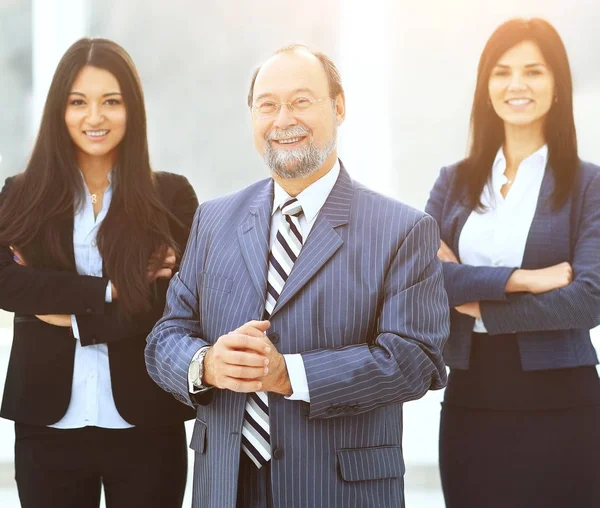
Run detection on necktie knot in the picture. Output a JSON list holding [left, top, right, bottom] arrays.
[[281, 198, 303, 218]]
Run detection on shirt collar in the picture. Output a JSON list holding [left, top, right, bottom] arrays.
[[272, 159, 341, 224], [78, 168, 115, 197], [489, 144, 548, 196], [76, 168, 115, 214], [492, 144, 548, 174]]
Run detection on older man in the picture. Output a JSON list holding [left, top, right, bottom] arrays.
[[146, 44, 449, 508]]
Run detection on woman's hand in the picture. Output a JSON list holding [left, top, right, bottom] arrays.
[[437, 240, 459, 263], [455, 302, 481, 318], [148, 246, 176, 281], [10, 246, 26, 266], [505, 262, 573, 294], [35, 314, 72, 327], [110, 246, 177, 298]]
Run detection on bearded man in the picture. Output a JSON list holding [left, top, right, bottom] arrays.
[[145, 44, 450, 508]]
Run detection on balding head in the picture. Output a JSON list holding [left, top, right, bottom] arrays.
[[248, 44, 344, 108]]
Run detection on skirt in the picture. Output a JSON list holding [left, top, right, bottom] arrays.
[[439, 332, 600, 508]]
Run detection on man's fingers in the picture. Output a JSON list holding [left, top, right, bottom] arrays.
[[222, 334, 271, 355], [220, 377, 262, 393], [221, 364, 268, 380], [221, 350, 269, 367], [233, 320, 271, 336], [232, 326, 267, 339]]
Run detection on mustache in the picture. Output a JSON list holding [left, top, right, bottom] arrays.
[[266, 125, 311, 141]]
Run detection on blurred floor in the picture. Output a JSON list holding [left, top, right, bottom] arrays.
[[0, 483, 445, 508]]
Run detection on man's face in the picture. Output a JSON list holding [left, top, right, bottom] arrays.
[[251, 50, 344, 179]]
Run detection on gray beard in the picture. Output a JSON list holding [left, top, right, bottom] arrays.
[[263, 125, 337, 179]]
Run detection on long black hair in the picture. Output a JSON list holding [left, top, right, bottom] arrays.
[[0, 38, 178, 314], [455, 18, 578, 210]]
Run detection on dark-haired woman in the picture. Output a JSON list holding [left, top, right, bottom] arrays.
[[426, 18, 600, 508], [0, 38, 198, 508]]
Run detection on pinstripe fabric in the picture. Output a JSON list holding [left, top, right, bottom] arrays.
[[425, 160, 600, 370], [236, 453, 272, 508], [146, 163, 450, 508]]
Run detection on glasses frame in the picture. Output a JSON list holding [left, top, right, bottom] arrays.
[[251, 96, 332, 119]]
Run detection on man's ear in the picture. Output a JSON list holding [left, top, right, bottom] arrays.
[[334, 93, 346, 126]]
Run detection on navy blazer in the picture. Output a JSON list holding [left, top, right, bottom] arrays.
[[425, 160, 600, 370]]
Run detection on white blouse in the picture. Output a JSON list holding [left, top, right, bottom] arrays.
[[51, 172, 132, 429], [458, 145, 548, 333]]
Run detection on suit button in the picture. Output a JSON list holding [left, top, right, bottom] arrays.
[[273, 447, 284, 460], [326, 407, 335, 414], [86, 308, 93, 314], [335, 407, 345, 414], [268, 332, 280, 344]]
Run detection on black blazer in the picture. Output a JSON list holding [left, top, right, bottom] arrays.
[[0, 171, 198, 426]]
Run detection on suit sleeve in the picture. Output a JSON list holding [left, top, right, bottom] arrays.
[[75, 175, 200, 346], [0, 177, 109, 316], [0, 252, 109, 315], [425, 166, 516, 307], [145, 204, 213, 408], [301, 215, 450, 419], [480, 172, 600, 333]]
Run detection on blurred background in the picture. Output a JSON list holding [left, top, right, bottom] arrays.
[[1, 0, 599, 506]]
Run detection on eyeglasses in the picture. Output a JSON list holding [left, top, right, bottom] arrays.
[[252, 96, 331, 119]]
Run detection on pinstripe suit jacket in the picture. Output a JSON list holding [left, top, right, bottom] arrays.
[[425, 160, 600, 370], [146, 164, 450, 508]]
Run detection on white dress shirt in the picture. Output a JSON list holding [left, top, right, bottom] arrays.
[[458, 145, 548, 333], [189, 161, 341, 403], [51, 172, 132, 429]]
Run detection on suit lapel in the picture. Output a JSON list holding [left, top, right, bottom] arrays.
[[446, 184, 472, 259], [270, 166, 352, 317], [237, 180, 274, 304], [63, 211, 77, 270], [521, 164, 568, 268]]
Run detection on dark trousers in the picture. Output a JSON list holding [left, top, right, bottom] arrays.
[[236, 453, 273, 508], [15, 423, 187, 508]]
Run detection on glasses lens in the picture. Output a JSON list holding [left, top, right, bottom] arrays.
[[292, 97, 313, 112], [257, 101, 278, 117]]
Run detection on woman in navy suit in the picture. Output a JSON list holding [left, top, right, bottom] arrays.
[[426, 18, 600, 508], [0, 39, 197, 507]]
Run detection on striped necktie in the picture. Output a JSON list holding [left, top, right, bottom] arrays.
[[241, 198, 303, 468]]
